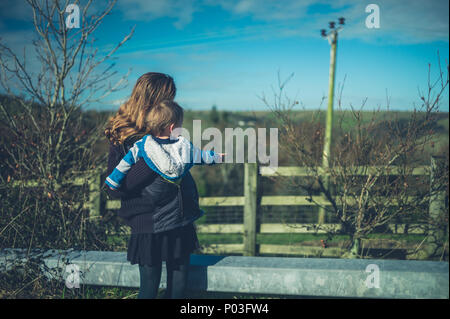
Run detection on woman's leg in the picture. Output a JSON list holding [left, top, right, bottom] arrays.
[[137, 261, 163, 299], [164, 256, 190, 299]]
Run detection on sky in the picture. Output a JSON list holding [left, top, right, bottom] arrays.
[[0, 0, 448, 112]]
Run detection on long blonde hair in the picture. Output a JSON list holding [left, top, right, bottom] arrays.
[[104, 72, 176, 145]]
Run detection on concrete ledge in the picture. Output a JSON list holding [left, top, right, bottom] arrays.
[[1, 249, 448, 298]]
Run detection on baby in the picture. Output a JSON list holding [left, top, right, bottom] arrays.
[[105, 100, 224, 190]]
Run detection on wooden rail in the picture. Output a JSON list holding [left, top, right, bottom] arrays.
[[9, 159, 447, 258], [102, 160, 445, 257]]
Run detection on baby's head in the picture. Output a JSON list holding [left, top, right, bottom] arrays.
[[144, 100, 184, 137]]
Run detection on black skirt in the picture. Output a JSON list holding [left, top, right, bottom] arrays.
[[127, 223, 200, 267]]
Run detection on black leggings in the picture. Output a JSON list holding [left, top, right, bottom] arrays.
[[137, 257, 190, 299]]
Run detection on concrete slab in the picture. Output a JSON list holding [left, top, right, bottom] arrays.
[[1, 249, 448, 298]]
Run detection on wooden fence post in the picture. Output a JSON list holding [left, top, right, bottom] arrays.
[[243, 163, 259, 256], [317, 169, 329, 225], [426, 156, 448, 258], [88, 170, 104, 221]]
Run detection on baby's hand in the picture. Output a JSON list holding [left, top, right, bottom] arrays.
[[107, 185, 117, 191], [218, 153, 226, 162]]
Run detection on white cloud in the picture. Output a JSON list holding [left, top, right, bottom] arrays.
[[207, 0, 449, 44], [118, 0, 197, 29], [206, 0, 316, 20], [329, 0, 449, 44], [111, 98, 127, 106], [118, 0, 448, 44], [1, 0, 448, 44]]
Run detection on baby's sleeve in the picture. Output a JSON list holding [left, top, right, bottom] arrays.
[[191, 144, 222, 165], [105, 142, 141, 190]]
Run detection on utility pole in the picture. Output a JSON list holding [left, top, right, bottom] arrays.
[[317, 18, 345, 224]]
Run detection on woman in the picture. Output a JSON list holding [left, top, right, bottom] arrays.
[[104, 72, 201, 299]]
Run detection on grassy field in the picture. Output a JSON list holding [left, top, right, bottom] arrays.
[[95, 110, 449, 161]]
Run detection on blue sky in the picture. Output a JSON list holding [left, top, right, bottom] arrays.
[[0, 0, 448, 111]]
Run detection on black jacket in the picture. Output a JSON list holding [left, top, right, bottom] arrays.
[[104, 135, 203, 234]]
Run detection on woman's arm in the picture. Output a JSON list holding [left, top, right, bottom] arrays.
[[104, 143, 157, 198]]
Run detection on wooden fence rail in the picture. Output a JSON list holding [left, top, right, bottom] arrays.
[[8, 157, 447, 258]]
